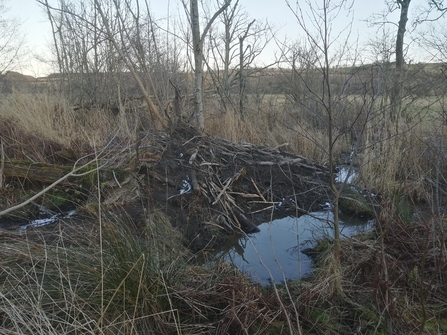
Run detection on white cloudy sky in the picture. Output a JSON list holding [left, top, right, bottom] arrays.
[[5, 0, 443, 76]]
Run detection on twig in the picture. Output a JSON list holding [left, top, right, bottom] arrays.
[[248, 201, 279, 205], [226, 194, 239, 208], [212, 168, 245, 205], [228, 192, 261, 198], [0, 140, 4, 189], [200, 162, 221, 167], [167, 193, 182, 201], [251, 178, 267, 202], [228, 207, 242, 230], [250, 205, 275, 214], [189, 168, 200, 194], [112, 170, 122, 188], [182, 135, 203, 147], [188, 148, 198, 164], [0, 157, 106, 217], [272, 142, 289, 151], [203, 221, 227, 230]]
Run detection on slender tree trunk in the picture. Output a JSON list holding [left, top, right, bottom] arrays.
[[322, 0, 342, 296], [43, 0, 62, 75], [391, 0, 411, 123], [238, 19, 254, 119], [188, 0, 232, 131], [223, 12, 231, 112], [239, 36, 245, 118], [190, 0, 205, 130]]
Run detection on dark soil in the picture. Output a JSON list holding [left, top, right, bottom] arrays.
[[136, 126, 331, 250]]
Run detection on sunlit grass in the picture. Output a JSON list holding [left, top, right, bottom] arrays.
[[0, 92, 141, 150]]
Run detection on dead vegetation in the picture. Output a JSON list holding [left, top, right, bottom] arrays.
[[1, 92, 447, 333], [1, 201, 446, 334], [0, 113, 331, 251], [139, 125, 331, 250]]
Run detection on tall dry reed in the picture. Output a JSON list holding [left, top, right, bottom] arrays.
[[0, 93, 142, 150]]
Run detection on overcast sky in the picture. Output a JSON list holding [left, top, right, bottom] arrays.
[[6, 0, 441, 76]]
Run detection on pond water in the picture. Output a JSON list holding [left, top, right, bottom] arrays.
[[0, 209, 77, 230], [335, 165, 357, 184], [209, 211, 373, 285]]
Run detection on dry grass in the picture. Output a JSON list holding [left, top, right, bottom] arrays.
[[358, 118, 447, 203], [2, 89, 447, 333], [3, 199, 445, 334], [0, 210, 300, 334], [0, 93, 142, 151], [0, 212, 183, 334], [204, 98, 343, 165], [277, 207, 447, 334]]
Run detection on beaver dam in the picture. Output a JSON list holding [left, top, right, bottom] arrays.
[[139, 126, 333, 249], [1, 125, 370, 281]]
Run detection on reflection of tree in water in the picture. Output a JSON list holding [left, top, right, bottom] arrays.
[[286, 229, 302, 259], [287, 241, 311, 259], [225, 236, 249, 264], [206, 235, 250, 266], [286, 213, 373, 260], [200, 213, 372, 285], [286, 216, 328, 259]]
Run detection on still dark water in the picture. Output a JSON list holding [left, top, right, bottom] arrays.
[[210, 211, 373, 285]]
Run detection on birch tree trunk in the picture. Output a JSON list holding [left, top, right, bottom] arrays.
[[189, 0, 232, 130], [190, 0, 205, 130], [390, 0, 411, 124]]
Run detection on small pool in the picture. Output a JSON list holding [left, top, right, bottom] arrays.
[[210, 211, 373, 285]]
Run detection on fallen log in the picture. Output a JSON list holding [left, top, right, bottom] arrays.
[[3, 159, 75, 184], [0, 159, 105, 218], [231, 207, 260, 233], [2, 158, 121, 188], [1, 158, 106, 186]]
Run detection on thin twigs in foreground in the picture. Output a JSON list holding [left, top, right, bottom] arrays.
[[0, 156, 107, 217]]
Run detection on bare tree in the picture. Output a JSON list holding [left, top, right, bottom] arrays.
[[182, 0, 232, 130], [0, 1, 24, 76], [39, 0, 126, 105], [94, 0, 168, 128], [283, 0, 361, 297], [372, 0, 447, 125], [37, 0, 169, 129], [389, 0, 411, 124], [203, 0, 274, 117]]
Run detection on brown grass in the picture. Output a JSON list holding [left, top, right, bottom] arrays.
[[0, 93, 142, 151], [2, 89, 447, 333], [204, 96, 345, 165], [358, 118, 447, 203], [3, 90, 445, 205]]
